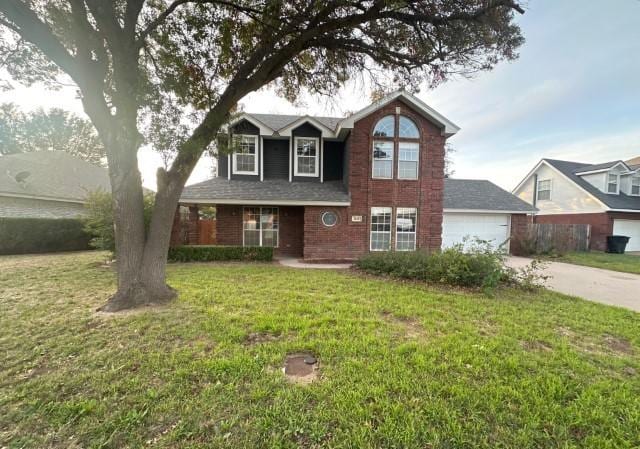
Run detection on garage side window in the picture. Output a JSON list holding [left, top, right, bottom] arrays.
[[396, 208, 417, 251], [370, 207, 392, 251], [536, 179, 551, 201]]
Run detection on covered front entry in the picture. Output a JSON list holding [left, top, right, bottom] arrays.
[[215, 204, 304, 257]]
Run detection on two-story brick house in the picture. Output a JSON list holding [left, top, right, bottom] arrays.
[[173, 91, 535, 260]]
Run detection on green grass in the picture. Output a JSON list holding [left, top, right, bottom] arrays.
[[550, 251, 640, 275], [1, 252, 640, 448]]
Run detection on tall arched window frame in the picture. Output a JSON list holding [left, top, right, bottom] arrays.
[[372, 115, 420, 180]]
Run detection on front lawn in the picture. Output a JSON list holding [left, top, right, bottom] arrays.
[[551, 251, 640, 275], [1, 252, 640, 448]]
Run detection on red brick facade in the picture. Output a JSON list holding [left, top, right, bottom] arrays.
[[509, 213, 533, 256], [304, 99, 446, 260], [534, 212, 640, 251]]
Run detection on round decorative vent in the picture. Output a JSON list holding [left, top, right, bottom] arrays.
[[321, 211, 338, 227]]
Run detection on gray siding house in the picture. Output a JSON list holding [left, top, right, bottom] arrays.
[[0, 151, 110, 219]]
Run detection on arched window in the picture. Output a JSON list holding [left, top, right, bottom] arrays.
[[398, 116, 419, 138], [372, 114, 421, 180], [373, 115, 394, 137]]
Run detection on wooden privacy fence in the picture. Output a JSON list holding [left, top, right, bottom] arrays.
[[198, 219, 216, 245], [517, 223, 591, 254]]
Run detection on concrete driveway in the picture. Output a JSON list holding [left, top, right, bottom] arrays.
[[507, 257, 640, 312]]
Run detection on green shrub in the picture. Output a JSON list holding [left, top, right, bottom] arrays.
[[356, 238, 546, 293], [83, 190, 155, 253], [0, 217, 91, 255], [167, 245, 273, 262]]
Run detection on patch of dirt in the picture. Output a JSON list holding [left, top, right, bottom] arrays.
[[94, 303, 170, 318], [556, 326, 576, 338], [283, 352, 319, 385], [245, 332, 280, 345], [622, 366, 637, 376], [381, 311, 427, 339], [521, 340, 553, 352], [603, 334, 634, 356]]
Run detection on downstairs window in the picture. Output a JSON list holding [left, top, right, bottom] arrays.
[[243, 207, 278, 247]]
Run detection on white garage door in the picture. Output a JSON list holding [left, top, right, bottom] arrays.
[[613, 219, 640, 252], [442, 213, 511, 251]]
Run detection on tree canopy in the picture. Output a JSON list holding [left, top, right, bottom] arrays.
[[0, 0, 525, 311], [0, 103, 105, 165]]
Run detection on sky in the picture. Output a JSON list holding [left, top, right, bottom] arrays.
[[1, 0, 639, 191]]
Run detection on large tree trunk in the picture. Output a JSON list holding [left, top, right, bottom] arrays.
[[97, 127, 177, 312]]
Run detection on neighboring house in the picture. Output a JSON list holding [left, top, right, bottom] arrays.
[[175, 90, 535, 260], [0, 151, 110, 219], [513, 158, 640, 251]]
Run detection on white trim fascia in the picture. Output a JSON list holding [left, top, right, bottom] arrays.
[[608, 209, 640, 213], [320, 138, 324, 183], [180, 198, 350, 206], [337, 90, 460, 137], [575, 161, 630, 176], [293, 136, 320, 177], [227, 154, 231, 180], [0, 192, 86, 204], [277, 116, 335, 137], [288, 137, 292, 182], [231, 134, 259, 176], [512, 159, 609, 210], [259, 136, 264, 181], [228, 113, 275, 136], [534, 210, 610, 216], [443, 209, 535, 214]]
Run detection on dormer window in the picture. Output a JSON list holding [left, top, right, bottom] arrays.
[[632, 176, 640, 196], [294, 137, 319, 177], [607, 173, 619, 194], [232, 134, 258, 175]]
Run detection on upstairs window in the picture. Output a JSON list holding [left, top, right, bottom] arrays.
[[372, 141, 393, 178], [232, 135, 258, 175], [398, 142, 419, 179], [537, 179, 551, 201], [398, 116, 419, 138], [632, 176, 640, 196], [373, 115, 394, 137], [294, 137, 319, 177], [607, 173, 619, 194], [372, 114, 421, 180]]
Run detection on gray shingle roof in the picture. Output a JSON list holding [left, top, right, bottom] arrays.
[[0, 151, 110, 202], [181, 178, 350, 204], [573, 160, 628, 173], [444, 178, 537, 212], [248, 113, 344, 131], [181, 177, 533, 212], [545, 159, 640, 211]]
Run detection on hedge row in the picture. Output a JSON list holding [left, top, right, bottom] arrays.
[[0, 217, 91, 255], [168, 245, 273, 262]]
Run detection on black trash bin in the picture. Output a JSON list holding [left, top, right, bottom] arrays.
[[606, 235, 630, 254]]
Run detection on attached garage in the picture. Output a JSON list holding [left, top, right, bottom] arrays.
[[613, 219, 640, 251], [443, 179, 537, 253], [442, 213, 511, 250]]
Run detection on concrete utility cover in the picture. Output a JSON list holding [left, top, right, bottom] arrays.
[[284, 352, 319, 384]]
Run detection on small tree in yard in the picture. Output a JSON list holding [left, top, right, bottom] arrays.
[[0, 0, 525, 311]]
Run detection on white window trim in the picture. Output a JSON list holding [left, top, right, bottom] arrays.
[[242, 206, 279, 248], [397, 142, 420, 180], [293, 136, 320, 177], [606, 173, 620, 195], [232, 134, 259, 175], [372, 140, 394, 180], [395, 208, 417, 251], [536, 178, 552, 201], [370, 207, 393, 252], [631, 176, 640, 196]]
